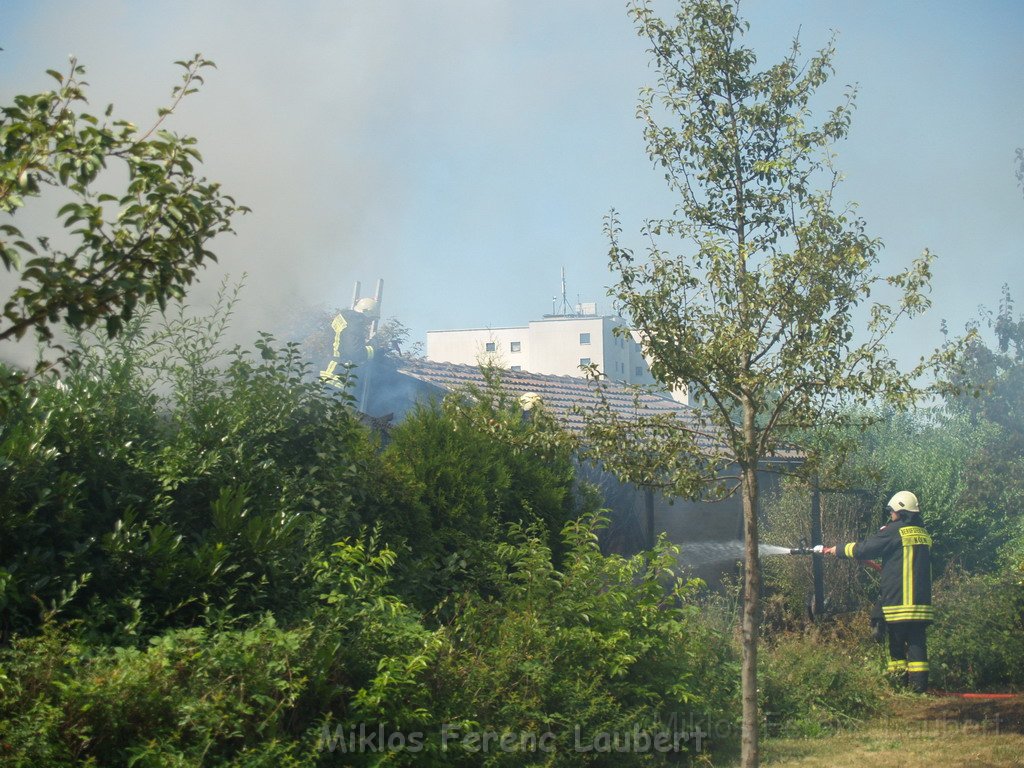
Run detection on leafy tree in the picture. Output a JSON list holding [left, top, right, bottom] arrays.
[[383, 383, 583, 610], [939, 286, 1024, 569], [590, 2, 949, 762], [944, 286, 1024, 432], [1016, 146, 1023, 195], [0, 291, 379, 639], [0, 54, 246, 362]]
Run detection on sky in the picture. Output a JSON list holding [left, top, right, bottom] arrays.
[[2, 0, 1022, 371]]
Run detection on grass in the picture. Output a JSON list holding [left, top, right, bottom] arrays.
[[759, 694, 1024, 768], [696, 694, 1024, 767]]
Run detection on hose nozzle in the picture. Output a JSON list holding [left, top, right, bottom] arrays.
[[789, 544, 824, 555]]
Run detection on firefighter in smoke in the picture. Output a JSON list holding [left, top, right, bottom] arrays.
[[320, 297, 379, 385], [823, 491, 933, 693]]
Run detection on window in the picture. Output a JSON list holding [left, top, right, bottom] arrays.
[[510, 365, 522, 372], [579, 332, 591, 345], [579, 357, 591, 367], [485, 342, 496, 352], [510, 341, 521, 353], [635, 366, 643, 376]]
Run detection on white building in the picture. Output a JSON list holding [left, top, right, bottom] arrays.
[[426, 306, 688, 403]]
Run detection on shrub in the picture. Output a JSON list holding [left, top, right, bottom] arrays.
[[759, 624, 887, 738], [928, 568, 1024, 691], [382, 389, 585, 611], [430, 515, 739, 765], [0, 519, 742, 767], [0, 295, 385, 639], [0, 534, 439, 767], [0, 617, 312, 766]]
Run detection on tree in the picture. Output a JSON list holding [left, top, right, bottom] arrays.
[[941, 286, 1024, 566], [0, 54, 246, 365], [591, 2, 948, 763], [1016, 146, 1023, 195]]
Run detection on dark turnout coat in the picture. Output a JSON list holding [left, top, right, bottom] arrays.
[[837, 516, 933, 623]]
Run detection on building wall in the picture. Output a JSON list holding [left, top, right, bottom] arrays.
[[526, 316, 608, 377], [426, 314, 667, 391], [425, 326, 527, 369]]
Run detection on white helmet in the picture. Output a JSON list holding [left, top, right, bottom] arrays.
[[519, 392, 543, 412], [353, 297, 379, 317], [887, 491, 919, 514]]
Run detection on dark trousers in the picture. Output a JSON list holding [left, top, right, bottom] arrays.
[[887, 621, 928, 692]]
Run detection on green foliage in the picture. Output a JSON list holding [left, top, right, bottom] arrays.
[[594, 0, 945, 497], [0, 518, 741, 766], [759, 627, 887, 738], [432, 517, 739, 764], [845, 413, 1018, 571], [0, 54, 247, 356], [0, 290, 377, 638], [0, 534, 439, 767], [939, 286, 1024, 570], [928, 568, 1024, 691], [383, 387, 584, 610], [0, 616, 312, 766], [596, 3, 951, 762]]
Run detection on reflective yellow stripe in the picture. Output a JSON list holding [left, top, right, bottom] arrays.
[[888, 660, 908, 672], [882, 605, 934, 621], [899, 526, 932, 547], [904, 544, 914, 606], [844, 542, 856, 558], [330, 314, 347, 357], [882, 605, 934, 616], [320, 359, 340, 382], [907, 662, 929, 672]]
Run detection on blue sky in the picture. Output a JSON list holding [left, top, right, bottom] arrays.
[[2, 0, 1022, 370]]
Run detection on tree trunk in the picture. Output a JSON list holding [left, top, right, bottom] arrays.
[[740, 455, 761, 765]]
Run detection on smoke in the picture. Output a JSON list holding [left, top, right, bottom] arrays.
[[0, 0, 653, 368], [1, 1, 1021, 373]]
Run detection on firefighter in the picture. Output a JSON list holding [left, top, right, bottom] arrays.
[[823, 491, 933, 693]]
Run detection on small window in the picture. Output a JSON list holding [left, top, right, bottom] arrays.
[[579, 332, 591, 345], [485, 342, 496, 353], [510, 365, 522, 372], [579, 357, 591, 367], [635, 366, 643, 376], [510, 341, 521, 353]]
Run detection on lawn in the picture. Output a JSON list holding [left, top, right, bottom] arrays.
[[758, 695, 1024, 768]]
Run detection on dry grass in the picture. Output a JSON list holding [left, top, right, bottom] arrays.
[[758, 695, 1024, 768]]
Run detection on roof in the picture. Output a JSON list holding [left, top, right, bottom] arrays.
[[392, 358, 804, 463]]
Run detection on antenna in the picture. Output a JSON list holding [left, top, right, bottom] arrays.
[[555, 267, 574, 316]]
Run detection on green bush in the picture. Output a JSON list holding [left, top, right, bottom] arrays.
[[0, 617, 312, 766], [928, 568, 1024, 691], [0, 534, 438, 767], [383, 388, 585, 611], [430, 516, 739, 765], [0, 296, 383, 639], [0, 519, 741, 767], [759, 625, 887, 738]]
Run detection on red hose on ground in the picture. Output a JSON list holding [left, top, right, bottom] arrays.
[[931, 692, 1019, 700]]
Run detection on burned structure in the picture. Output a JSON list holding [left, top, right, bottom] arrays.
[[320, 286, 806, 585]]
